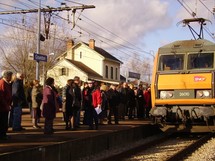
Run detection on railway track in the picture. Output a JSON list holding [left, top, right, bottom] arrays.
[[99, 132, 214, 161], [167, 133, 214, 161]]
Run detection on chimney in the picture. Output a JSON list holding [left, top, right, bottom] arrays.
[[67, 39, 74, 50], [89, 39, 95, 49]]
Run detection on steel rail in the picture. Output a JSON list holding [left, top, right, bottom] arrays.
[[167, 133, 215, 161]]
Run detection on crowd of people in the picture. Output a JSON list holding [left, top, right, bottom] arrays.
[[0, 70, 152, 140]]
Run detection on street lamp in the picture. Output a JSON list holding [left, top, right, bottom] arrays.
[[36, 0, 41, 80]]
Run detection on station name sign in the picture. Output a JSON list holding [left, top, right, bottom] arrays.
[[128, 71, 140, 79], [34, 53, 47, 62]]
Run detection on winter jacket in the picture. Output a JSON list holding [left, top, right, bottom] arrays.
[[0, 79, 12, 112], [144, 91, 151, 108], [12, 79, 27, 107], [92, 88, 102, 108], [42, 85, 56, 119], [31, 86, 42, 109], [107, 88, 120, 107]]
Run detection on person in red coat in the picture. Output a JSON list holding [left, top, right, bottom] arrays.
[[92, 86, 102, 108], [144, 87, 152, 118], [89, 81, 101, 130], [42, 77, 56, 134], [0, 70, 13, 140]]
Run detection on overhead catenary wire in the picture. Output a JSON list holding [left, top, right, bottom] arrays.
[[0, 6, 153, 76], [76, 12, 154, 57], [177, 0, 196, 17], [0, 1, 154, 59], [12, 0, 36, 9], [0, 0, 154, 80], [50, 15, 146, 68], [52, 12, 151, 64], [54, 0, 155, 57], [0, 2, 23, 10], [199, 0, 214, 16], [64, 0, 86, 6], [0, 1, 151, 66]]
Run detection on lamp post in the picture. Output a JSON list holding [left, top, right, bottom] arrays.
[[36, 0, 41, 80]]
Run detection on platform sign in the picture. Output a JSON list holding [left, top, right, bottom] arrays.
[[128, 71, 140, 79], [34, 53, 47, 62]]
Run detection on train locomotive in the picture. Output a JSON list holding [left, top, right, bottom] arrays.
[[150, 18, 215, 132]]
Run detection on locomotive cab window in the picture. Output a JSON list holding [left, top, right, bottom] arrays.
[[188, 53, 214, 69], [158, 54, 184, 71]]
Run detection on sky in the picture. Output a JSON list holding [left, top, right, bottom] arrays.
[[0, 0, 215, 76], [75, 0, 215, 57]]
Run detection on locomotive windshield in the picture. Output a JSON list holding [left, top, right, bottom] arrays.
[[188, 53, 214, 69], [158, 54, 184, 71]]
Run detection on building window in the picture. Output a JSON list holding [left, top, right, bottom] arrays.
[[111, 67, 113, 79], [61, 68, 68, 76], [105, 65, 108, 78], [80, 51, 82, 59], [115, 68, 118, 80]]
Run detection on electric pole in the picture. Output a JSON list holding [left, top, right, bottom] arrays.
[[36, 0, 41, 80], [0, 3, 95, 80]]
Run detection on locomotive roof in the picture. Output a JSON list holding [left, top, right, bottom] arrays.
[[158, 39, 215, 53]]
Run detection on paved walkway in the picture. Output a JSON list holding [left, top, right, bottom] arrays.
[[1, 110, 152, 154]]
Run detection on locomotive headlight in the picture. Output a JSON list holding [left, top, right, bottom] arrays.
[[160, 91, 167, 99], [160, 91, 174, 99], [203, 90, 210, 97], [196, 90, 211, 98]]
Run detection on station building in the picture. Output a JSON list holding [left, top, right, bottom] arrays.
[[47, 39, 122, 87]]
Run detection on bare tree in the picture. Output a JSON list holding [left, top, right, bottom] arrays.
[[0, 27, 36, 81], [0, 17, 66, 83], [122, 52, 152, 83]]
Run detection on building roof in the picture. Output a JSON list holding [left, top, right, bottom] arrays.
[[83, 42, 122, 63], [66, 59, 102, 79]]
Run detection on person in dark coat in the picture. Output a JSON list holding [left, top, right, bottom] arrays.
[[42, 77, 56, 134], [72, 76, 82, 130], [12, 73, 28, 131], [0, 70, 13, 140], [82, 81, 90, 125], [62, 79, 74, 130], [136, 84, 145, 119], [118, 82, 129, 120], [127, 84, 136, 119], [107, 84, 120, 124]]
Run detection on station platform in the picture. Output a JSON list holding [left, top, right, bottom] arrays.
[[0, 110, 161, 161]]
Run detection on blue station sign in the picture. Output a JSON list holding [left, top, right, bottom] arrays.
[[34, 53, 47, 62]]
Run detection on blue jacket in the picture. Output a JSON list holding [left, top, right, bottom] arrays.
[[12, 79, 27, 107]]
